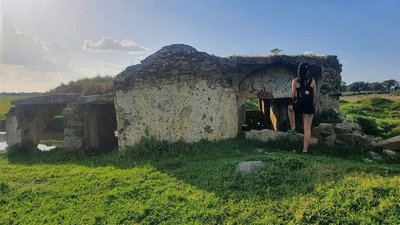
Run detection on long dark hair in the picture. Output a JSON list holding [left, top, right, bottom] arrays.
[[298, 62, 310, 87]]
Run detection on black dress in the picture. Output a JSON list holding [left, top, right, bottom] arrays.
[[293, 79, 315, 115]]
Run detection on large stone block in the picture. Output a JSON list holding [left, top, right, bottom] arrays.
[[65, 120, 84, 127], [64, 128, 84, 137], [334, 121, 362, 135], [114, 79, 238, 148], [373, 135, 400, 151], [64, 136, 83, 150], [318, 123, 335, 136], [336, 133, 362, 143]]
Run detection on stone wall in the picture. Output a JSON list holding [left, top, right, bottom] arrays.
[[239, 65, 296, 99], [6, 104, 67, 148], [63, 95, 117, 156], [113, 44, 342, 148], [114, 44, 238, 148]]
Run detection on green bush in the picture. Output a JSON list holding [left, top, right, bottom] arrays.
[[313, 110, 343, 127], [354, 116, 382, 136], [246, 99, 259, 110]]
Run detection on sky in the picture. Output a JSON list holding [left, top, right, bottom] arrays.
[[1, 0, 399, 92]]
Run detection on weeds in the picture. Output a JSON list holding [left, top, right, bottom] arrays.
[[2, 137, 400, 224], [341, 97, 400, 138]]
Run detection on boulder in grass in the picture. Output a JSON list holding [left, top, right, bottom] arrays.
[[368, 151, 383, 161], [235, 161, 265, 176], [373, 135, 400, 151], [383, 149, 399, 161]]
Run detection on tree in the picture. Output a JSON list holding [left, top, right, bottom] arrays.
[[269, 48, 282, 56], [369, 82, 384, 91], [381, 79, 398, 91], [340, 81, 347, 92], [348, 81, 368, 92]]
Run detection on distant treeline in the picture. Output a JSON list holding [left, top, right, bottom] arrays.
[[342, 79, 399, 92], [0, 92, 42, 96]]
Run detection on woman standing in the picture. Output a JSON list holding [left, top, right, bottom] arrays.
[[287, 62, 316, 154]]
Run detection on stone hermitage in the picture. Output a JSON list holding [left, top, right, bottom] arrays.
[[6, 44, 342, 155]]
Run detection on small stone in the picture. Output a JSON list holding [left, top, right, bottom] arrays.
[[235, 161, 265, 176]]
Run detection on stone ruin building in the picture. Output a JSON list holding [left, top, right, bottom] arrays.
[[5, 44, 342, 155]]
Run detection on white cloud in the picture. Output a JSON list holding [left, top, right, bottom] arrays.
[[1, 16, 72, 72], [82, 36, 150, 54], [303, 51, 314, 55], [0, 64, 80, 92]]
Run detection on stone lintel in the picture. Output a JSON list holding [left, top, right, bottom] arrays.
[[77, 94, 114, 104], [11, 93, 80, 105]]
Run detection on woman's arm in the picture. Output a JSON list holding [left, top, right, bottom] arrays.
[[312, 79, 317, 106], [291, 79, 296, 103]]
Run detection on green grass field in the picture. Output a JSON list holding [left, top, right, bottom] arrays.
[[340, 96, 400, 138], [1, 138, 400, 224], [1, 93, 400, 224]]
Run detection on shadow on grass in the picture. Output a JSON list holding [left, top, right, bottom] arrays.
[[3, 136, 400, 201]]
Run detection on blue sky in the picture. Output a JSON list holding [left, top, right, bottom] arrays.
[[1, 0, 399, 92]]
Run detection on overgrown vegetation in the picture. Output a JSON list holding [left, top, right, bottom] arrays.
[[1, 137, 400, 224], [48, 75, 113, 95], [341, 97, 400, 138], [0, 94, 33, 129], [246, 98, 259, 110]]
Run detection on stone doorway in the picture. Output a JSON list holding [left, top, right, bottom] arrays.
[[242, 98, 292, 132]]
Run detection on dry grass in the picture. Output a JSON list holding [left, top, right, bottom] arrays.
[[341, 93, 400, 102]]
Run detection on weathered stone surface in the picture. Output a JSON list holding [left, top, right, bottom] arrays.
[[368, 151, 383, 161], [5, 104, 65, 148], [336, 133, 362, 143], [0, 133, 6, 142], [313, 121, 375, 146], [64, 128, 84, 137], [334, 121, 363, 135], [78, 94, 114, 104], [11, 93, 80, 105], [62, 108, 75, 116], [318, 123, 335, 135], [373, 135, 400, 151], [244, 129, 318, 145], [383, 149, 399, 159], [65, 120, 84, 127], [5, 113, 21, 146], [114, 44, 238, 148], [64, 136, 83, 150], [235, 161, 265, 176], [359, 135, 383, 146], [115, 80, 237, 147], [114, 44, 236, 91]]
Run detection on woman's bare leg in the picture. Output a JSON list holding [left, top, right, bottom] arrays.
[[303, 114, 314, 152], [288, 105, 295, 129]]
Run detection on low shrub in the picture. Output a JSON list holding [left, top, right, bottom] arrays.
[[354, 116, 382, 136], [313, 110, 343, 127]]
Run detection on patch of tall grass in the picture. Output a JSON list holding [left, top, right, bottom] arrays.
[[341, 97, 400, 138], [48, 75, 113, 95]]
